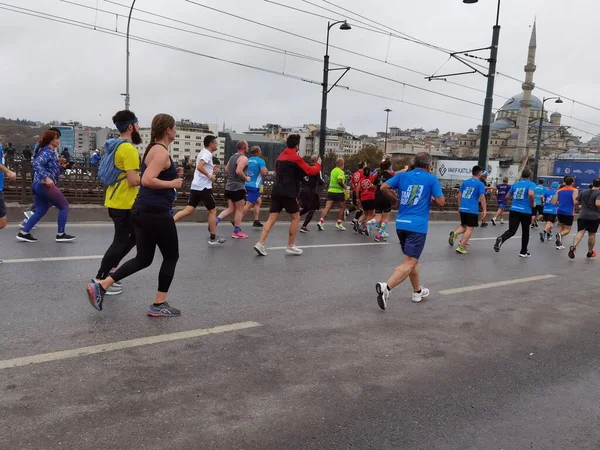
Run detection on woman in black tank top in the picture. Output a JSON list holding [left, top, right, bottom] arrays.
[[86, 114, 184, 317]]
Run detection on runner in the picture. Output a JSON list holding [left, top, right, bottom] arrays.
[[371, 159, 395, 241], [253, 134, 321, 256], [375, 152, 445, 309], [569, 177, 600, 259], [242, 146, 269, 228], [216, 140, 250, 239], [540, 181, 559, 242], [348, 161, 365, 231], [0, 143, 17, 233], [531, 179, 547, 228], [493, 168, 536, 257], [16, 130, 75, 243], [86, 113, 183, 317], [552, 176, 578, 250], [91, 110, 142, 296], [317, 158, 347, 231], [299, 155, 324, 233], [357, 166, 377, 236], [449, 166, 487, 255], [491, 177, 511, 225], [173, 135, 225, 245]]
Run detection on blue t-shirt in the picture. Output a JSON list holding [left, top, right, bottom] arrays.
[[245, 156, 267, 190], [534, 185, 547, 206], [385, 169, 443, 234], [496, 183, 510, 203], [508, 180, 536, 214], [543, 189, 558, 214], [0, 145, 4, 192], [556, 186, 577, 216], [459, 178, 486, 214]]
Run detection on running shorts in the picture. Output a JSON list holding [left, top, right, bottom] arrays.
[[361, 199, 376, 212], [577, 218, 600, 233], [246, 188, 261, 205], [0, 192, 5, 219], [270, 194, 300, 214], [536, 205, 544, 215], [188, 188, 216, 210], [397, 230, 427, 260], [498, 202, 506, 210], [460, 212, 479, 228], [224, 189, 247, 203], [375, 198, 392, 214], [299, 190, 320, 211], [543, 213, 557, 223], [326, 192, 345, 204], [558, 214, 574, 227]]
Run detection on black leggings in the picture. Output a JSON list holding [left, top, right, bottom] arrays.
[[499, 210, 531, 254], [96, 208, 136, 280], [110, 207, 179, 293]]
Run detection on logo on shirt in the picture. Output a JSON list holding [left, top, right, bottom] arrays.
[[400, 185, 424, 206], [462, 186, 475, 199], [514, 188, 526, 200]]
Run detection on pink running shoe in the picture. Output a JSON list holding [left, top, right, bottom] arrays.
[[232, 231, 248, 239]]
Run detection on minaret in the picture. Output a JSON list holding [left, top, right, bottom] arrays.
[[515, 21, 537, 163]]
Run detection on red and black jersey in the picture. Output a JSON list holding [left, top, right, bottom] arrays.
[[351, 170, 362, 192], [271, 149, 322, 198], [359, 174, 377, 201]]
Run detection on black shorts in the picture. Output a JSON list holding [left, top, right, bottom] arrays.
[[375, 198, 392, 214], [188, 189, 216, 210], [460, 212, 479, 228], [558, 214, 574, 227], [224, 189, 246, 203], [578, 218, 600, 233], [535, 205, 544, 215], [543, 213, 557, 223], [299, 190, 320, 211], [270, 195, 300, 214], [397, 230, 427, 260], [0, 192, 5, 219], [361, 199, 376, 211], [326, 192, 345, 204]]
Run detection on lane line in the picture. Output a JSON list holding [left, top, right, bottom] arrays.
[[1, 255, 103, 264], [267, 242, 388, 250], [439, 275, 557, 296], [470, 234, 576, 241], [0, 321, 261, 370]]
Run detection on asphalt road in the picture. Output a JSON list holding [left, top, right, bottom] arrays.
[[1, 219, 599, 450]]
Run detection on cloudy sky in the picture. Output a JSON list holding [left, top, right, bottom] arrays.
[[1, 0, 599, 140]]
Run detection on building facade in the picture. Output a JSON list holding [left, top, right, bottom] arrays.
[[74, 126, 97, 157], [53, 126, 75, 157]]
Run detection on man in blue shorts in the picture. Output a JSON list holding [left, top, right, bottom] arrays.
[[491, 177, 511, 226], [242, 146, 268, 227], [375, 152, 445, 309]]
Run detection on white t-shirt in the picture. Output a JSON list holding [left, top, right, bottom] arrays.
[[191, 149, 214, 191]]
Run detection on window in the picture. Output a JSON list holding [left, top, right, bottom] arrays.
[[184, 135, 191, 139], [174, 141, 179, 144], [176, 134, 180, 138], [196, 136, 202, 140], [173, 147, 179, 151], [196, 143, 202, 147], [185, 142, 190, 146]]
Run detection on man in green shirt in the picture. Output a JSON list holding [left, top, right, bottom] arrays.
[[318, 158, 347, 231]]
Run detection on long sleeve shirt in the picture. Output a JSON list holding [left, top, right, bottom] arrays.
[[33, 146, 61, 184]]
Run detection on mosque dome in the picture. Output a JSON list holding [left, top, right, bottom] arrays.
[[499, 94, 543, 112], [490, 119, 514, 130], [550, 112, 562, 118]]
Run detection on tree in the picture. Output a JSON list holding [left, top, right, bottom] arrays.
[[322, 150, 338, 173], [344, 146, 384, 172]]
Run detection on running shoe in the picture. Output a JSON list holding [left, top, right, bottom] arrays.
[[547, 233, 553, 241], [518, 252, 531, 258], [480, 222, 488, 228], [539, 231, 545, 243], [556, 245, 566, 250], [16, 232, 37, 243], [335, 223, 346, 231], [317, 221, 324, 231], [500, 220, 505, 225], [381, 232, 389, 239], [18, 219, 37, 230], [568, 246, 576, 259], [363, 224, 370, 236], [586, 250, 597, 258], [352, 221, 359, 233], [147, 301, 181, 317], [375, 282, 389, 310], [91, 279, 122, 296], [448, 231, 456, 246], [299, 226, 309, 233], [555, 233, 562, 248], [208, 236, 227, 245], [253, 220, 263, 228], [374, 235, 385, 242], [491, 218, 497, 226], [285, 245, 303, 255], [494, 236, 503, 252], [109, 274, 122, 289], [56, 233, 76, 242], [231, 231, 248, 239], [86, 282, 105, 311], [344, 209, 350, 220], [411, 286, 430, 303], [357, 225, 366, 236], [24, 211, 33, 220], [455, 245, 468, 255], [253, 242, 267, 256]]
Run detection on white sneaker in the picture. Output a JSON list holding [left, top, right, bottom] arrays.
[[253, 242, 267, 256], [317, 221, 324, 231], [375, 282, 389, 310], [334, 223, 346, 231], [285, 245, 303, 255], [411, 286, 430, 303]]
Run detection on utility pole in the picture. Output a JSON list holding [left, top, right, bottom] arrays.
[[384, 108, 392, 155]]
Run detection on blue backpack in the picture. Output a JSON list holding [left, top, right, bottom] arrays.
[[98, 138, 129, 196]]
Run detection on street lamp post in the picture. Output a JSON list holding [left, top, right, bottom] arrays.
[[533, 96, 563, 181], [463, 0, 502, 169], [319, 20, 351, 158], [384, 108, 392, 155], [124, 0, 137, 110]]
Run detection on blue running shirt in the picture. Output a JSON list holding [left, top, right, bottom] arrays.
[[385, 169, 443, 234], [496, 183, 511, 203], [542, 189, 558, 214], [245, 156, 267, 190], [534, 185, 547, 206], [508, 180, 536, 214], [459, 178, 486, 214]]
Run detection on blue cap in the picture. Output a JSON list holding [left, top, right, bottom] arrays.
[[551, 181, 559, 188], [481, 170, 488, 176]]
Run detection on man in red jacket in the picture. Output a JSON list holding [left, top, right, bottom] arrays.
[[254, 134, 322, 256]]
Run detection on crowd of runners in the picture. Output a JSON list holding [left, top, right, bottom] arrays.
[[1, 109, 598, 317]]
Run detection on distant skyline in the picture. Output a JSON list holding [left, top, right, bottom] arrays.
[[1, 0, 599, 141]]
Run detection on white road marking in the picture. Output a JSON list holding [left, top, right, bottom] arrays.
[[267, 242, 388, 250], [439, 274, 557, 296], [470, 234, 576, 241], [0, 321, 261, 370], [1, 255, 103, 264]]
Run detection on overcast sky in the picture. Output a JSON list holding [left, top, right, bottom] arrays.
[[1, 0, 599, 140]]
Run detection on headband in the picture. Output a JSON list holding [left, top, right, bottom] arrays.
[[115, 118, 139, 133]]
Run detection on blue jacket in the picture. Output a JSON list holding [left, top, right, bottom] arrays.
[[33, 146, 61, 184]]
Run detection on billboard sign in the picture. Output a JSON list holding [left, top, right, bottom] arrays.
[[553, 161, 599, 188], [436, 160, 499, 181]]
